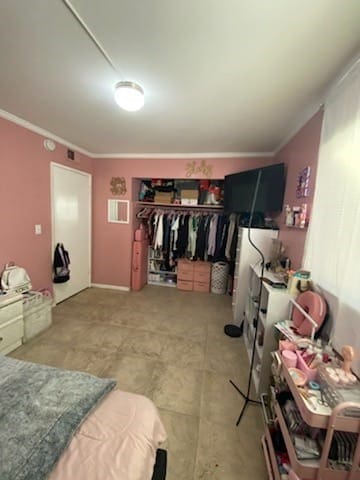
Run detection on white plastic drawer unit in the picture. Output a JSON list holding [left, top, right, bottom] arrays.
[[0, 317, 24, 354], [0, 294, 23, 326]]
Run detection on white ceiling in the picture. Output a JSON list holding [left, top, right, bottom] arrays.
[[0, 0, 359, 156]]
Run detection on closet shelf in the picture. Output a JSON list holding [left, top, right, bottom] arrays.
[[148, 269, 176, 275], [136, 201, 223, 210]]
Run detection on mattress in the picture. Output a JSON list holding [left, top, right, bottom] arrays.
[[49, 389, 167, 480]]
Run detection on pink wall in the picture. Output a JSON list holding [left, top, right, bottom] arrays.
[[92, 156, 275, 288], [0, 109, 324, 292], [0, 117, 93, 292], [274, 109, 323, 269]]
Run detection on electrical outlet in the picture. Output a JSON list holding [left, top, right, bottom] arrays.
[[35, 224, 42, 235]]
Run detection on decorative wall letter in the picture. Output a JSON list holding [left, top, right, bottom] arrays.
[[110, 177, 127, 196], [185, 160, 213, 178]]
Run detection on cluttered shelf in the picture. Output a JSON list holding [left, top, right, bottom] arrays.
[[264, 307, 360, 480], [136, 201, 223, 210]]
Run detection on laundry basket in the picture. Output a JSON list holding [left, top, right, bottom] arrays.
[[211, 261, 229, 294]]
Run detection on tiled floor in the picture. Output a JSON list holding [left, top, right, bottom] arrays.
[[10, 286, 267, 479]]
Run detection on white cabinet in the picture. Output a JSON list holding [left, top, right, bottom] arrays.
[[232, 227, 278, 326], [0, 294, 24, 354], [243, 264, 291, 396]]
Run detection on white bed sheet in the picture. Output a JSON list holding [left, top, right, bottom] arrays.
[[49, 389, 167, 480]]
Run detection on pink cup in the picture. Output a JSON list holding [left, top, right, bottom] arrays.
[[282, 350, 297, 368]]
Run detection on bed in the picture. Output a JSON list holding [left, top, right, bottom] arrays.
[[0, 355, 167, 480]]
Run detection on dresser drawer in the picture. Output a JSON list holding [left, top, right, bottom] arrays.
[[177, 259, 194, 274], [177, 270, 193, 281], [177, 259, 194, 281], [177, 279, 193, 291], [0, 299, 23, 327], [193, 270, 210, 282], [193, 261, 211, 273], [193, 281, 210, 293], [0, 317, 24, 354]]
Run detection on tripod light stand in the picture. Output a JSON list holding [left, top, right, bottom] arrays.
[[229, 170, 266, 426]]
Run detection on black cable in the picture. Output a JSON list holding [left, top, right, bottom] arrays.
[[229, 170, 266, 426]]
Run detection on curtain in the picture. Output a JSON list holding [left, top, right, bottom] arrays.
[[303, 59, 360, 372]]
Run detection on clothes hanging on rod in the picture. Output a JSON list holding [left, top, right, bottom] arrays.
[[145, 208, 240, 264]]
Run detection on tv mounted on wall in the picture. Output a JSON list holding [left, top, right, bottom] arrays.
[[224, 163, 286, 214]]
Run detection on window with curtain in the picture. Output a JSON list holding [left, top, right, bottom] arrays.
[[303, 59, 360, 373]]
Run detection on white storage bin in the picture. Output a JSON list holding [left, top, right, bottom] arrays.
[[23, 293, 52, 342]]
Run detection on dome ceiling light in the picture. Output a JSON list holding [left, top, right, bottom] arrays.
[[114, 81, 145, 112], [63, 1, 145, 113]]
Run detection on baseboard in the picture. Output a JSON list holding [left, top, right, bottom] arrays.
[[91, 283, 130, 292]]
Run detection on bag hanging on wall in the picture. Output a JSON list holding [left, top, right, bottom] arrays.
[[53, 243, 70, 283], [1, 262, 32, 294]]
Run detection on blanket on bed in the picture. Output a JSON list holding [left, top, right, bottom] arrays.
[[0, 355, 116, 480]]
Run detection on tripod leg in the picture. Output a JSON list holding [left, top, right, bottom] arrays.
[[229, 379, 247, 401], [235, 400, 248, 426]]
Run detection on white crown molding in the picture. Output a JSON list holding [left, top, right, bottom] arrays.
[[0, 109, 95, 158], [95, 151, 274, 159], [0, 108, 275, 159]]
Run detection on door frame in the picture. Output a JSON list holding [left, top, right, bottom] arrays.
[[50, 162, 92, 303]]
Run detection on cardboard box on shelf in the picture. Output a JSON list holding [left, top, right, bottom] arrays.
[[154, 192, 173, 204], [181, 189, 198, 199]]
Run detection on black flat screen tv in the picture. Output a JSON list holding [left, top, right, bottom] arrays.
[[224, 163, 286, 214]]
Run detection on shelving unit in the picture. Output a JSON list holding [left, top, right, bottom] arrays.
[[147, 247, 177, 288], [231, 227, 278, 326], [262, 358, 360, 480], [243, 263, 292, 396]]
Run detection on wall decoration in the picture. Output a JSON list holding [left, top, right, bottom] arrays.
[[185, 160, 213, 178], [110, 176, 127, 196], [108, 199, 129, 224], [296, 166, 311, 198]]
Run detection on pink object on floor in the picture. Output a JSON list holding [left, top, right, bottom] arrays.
[[49, 389, 167, 480]]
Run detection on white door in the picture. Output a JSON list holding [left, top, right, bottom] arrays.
[[51, 163, 91, 304]]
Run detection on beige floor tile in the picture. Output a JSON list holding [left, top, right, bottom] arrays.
[[159, 409, 199, 480], [100, 353, 158, 395], [161, 334, 206, 369], [121, 329, 165, 358], [194, 415, 266, 480], [200, 370, 248, 424], [150, 364, 203, 416]]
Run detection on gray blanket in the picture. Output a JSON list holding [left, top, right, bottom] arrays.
[[0, 355, 116, 480]]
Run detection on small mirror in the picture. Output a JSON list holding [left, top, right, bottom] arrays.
[[108, 199, 129, 224]]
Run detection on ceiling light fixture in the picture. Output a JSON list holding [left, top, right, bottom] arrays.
[[114, 81, 145, 112], [62, 1, 145, 113]]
